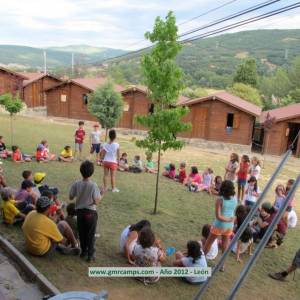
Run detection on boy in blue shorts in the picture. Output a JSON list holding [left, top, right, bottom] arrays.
[[89, 123, 102, 164]]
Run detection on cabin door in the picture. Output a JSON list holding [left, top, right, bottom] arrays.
[[287, 122, 300, 157], [59, 92, 69, 118], [191, 106, 208, 138]]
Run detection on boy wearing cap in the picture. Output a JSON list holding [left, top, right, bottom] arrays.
[[89, 123, 102, 164], [22, 196, 79, 256], [69, 160, 101, 262]]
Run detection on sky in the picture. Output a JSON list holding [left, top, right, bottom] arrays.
[[0, 0, 300, 50]]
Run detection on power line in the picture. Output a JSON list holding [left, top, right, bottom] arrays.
[[97, 1, 299, 65], [124, 0, 240, 49], [180, 1, 300, 43], [179, 0, 281, 38]]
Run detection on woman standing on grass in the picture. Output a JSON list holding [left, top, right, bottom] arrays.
[[204, 180, 237, 271], [101, 129, 120, 193]]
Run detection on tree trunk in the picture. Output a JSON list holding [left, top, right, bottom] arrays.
[[154, 141, 161, 214], [105, 128, 108, 141], [10, 114, 13, 146]]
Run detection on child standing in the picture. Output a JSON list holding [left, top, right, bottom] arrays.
[[118, 153, 129, 172], [204, 180, 237, 271], [101, 129, 120, 193], [175, 162, 187, 183], [274, 184, 286, 211], [224, 153, 239, 182], [197, 168, 214, 192], [59, 146, 73, 162], [249, 157, 261, 180], [244, 176, 259, 207], [74, 121, 86, 160], [237, 155, 250, 202], [69, 160, 102, 262], [89, 123, 102, 164], [173, 241, 208, 284]]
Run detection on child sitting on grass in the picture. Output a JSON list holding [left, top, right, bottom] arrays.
[[59, 145, 73, 162], [244, 176, 259, 207], [200, 224, 218, 261], [173, 240, 208, 284], [41, 189, 64, 222], [129, 155, 143, 173], [1, 188, 25, 225], [197, 168, 214, 192], [175, 162, 187, 183], [0, 167, 7, 189], [36, 144, 47, 163], [65, 203, 78, 239], [185, 166, 202, 192], [118, 153, 129, 172], [15, 180, 36, 214], [0, 136, 12, 159], [12, 145, 31, 162], [145, 152, 156, 174], [210, 176, 222, 195], [22, 170, 33, 181], [162, 163, 176, 179], [232, 205, 253, 262], [132, 227, 166, 284], [40, 140, 56, 161]]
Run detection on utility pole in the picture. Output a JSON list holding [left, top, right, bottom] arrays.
[[43, 50, 47, 73], [71, 52, 74, 76], [284, 48, 289, 60]]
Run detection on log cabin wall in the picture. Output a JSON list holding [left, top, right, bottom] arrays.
[[23, 76, 61, 108], [180, 99, 255, 145], [0, 69, 24, 97], [263, 117, 300, 156]]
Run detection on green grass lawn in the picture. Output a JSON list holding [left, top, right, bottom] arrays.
[[0, 114, 299, 300]]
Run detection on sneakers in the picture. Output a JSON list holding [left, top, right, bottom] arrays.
[[86, 255, 96, 263], [112, 188, 120, 193], [268, 272, 286, 281]]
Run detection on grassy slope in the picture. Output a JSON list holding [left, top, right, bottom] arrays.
[[0, 115, 299, 300]]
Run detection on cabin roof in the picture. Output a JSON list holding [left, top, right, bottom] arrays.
[[0, 66, 28, 79], [178, 91, 262, 117], [20, 72, 62, 87], [260, 103, 300, 123]]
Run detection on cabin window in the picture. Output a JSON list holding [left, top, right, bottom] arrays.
[[61, 94, 67, 102], [149, 103, 154, 114], [226, 113, 234, 128], [82, 94, 89, 105], [124, 103, 130, 111]]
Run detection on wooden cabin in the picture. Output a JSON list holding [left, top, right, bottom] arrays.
[[260, 103, 300, 157], [0, 66, 27, 97], [119, 85, 188, 130], [45, 78, 124, 121], [20, 72, 62, 107], [178, 92, 262, 146]]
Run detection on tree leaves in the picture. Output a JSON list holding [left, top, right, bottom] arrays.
[[88, 82, 124, 130]]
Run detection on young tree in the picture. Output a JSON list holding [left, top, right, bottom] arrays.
[[228, 83, 262, 106], [233, 58, 258, 87], [136, 11, 191, 214], [0, 93, 23, 145], [88, 82, 124, 140]]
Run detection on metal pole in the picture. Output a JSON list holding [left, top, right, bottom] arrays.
[[194, 149, 292, 300], [227, 173, 300, 300], [43, 50, 47, 73]]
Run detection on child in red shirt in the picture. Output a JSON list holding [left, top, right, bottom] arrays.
[[12, 146, 31, 163], [175, 162, 187, 183], [237, 155, 250, 202], [74, 121, 85, 160]]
